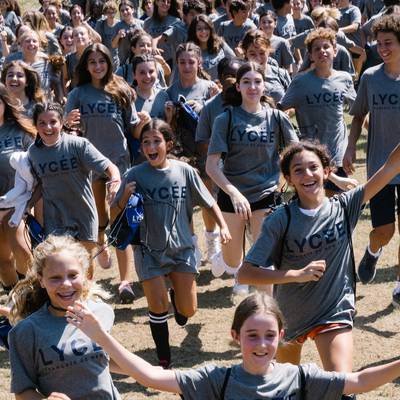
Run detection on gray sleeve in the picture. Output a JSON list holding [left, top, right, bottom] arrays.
[[195, 102, 213, 143], [338, 185, 365, 231], [349, 6, 361, 24], [290, 31, 308, 50], [277, 110, 299, 146], [303, 363, 345, 398], [65, 88, 80, 113], [187, 166, 215, 208], [245, 207, 287, 267], [279, 40, 295, 67], [223, 41, 236, 57], [336, 31, 356, 50], [123, 102, 140, 129], [349, 73, 369, 117], [79, 138, 111, 174], [175, 365, 227, 400], [279, 76, 301, 110], [9, 323, 39, 394], [208, 111, 230, 154]]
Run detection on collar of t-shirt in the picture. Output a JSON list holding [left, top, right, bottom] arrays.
[[298, 203, 324, 217]]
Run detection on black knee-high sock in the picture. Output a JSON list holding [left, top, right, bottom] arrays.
[[149, 311, 170, 366]]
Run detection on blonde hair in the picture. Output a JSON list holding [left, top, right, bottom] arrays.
[[9, 235, 109, 324], [311, 5, 340, 22]]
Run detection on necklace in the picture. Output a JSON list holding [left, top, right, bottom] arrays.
[[49, 303, 67, 312]]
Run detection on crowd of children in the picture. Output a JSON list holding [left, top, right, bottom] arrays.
[[0, 0, 399, 397]]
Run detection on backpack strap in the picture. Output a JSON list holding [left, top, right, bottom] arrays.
[[220, 367, 232, 399], [276, 204, 291, 269], [338, 195, 357, 297], [298, 365, 306, 399]]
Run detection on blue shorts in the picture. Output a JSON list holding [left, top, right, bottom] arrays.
[[370, 184, 400, 228]]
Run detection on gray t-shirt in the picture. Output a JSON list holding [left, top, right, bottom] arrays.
[[208, 106, 298, 202], [202, 42, 236, 80], [144, 15, 180, 61], [270, 35, 295, 68], [245, 186, 364, 340], [28, 133, 110, 241], [135, 88, 169, 119], [0, 122, 33, 196], [338, 5, 362, 46], [113, 18, 144, 64], [176, 362, 345, 399], [363, 0, 383, 19], [218, 19, 257, 51], [275, 14, 296, 39], [9, 300, 120, 399], [350, 63, 400, 182], [195, 92, 224, 143], [65, 83, 138, 174], [96, 19, 120, 69], [167, 78, 215, 105], [294, 14, 314, 34], [115, 159, 215, 272], [265, 64, 291, 103], [280, 69, 356, 166]]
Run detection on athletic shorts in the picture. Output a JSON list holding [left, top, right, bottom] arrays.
[[324, 167, 347, 192], [217, 190, 281, 213], [295, 323, 351, 344], [133, 246, 199, 282], [370, 184, 400, 228]]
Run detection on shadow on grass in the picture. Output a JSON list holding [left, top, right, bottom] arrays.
[[368, 265, 397, 285], [0, 349, 10, 369], [355, 303, 398, 338], [97, 277, 144, 304], [197, 285, 235, 309]]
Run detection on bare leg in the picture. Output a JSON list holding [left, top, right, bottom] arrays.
[[276, 341, 303, 365]]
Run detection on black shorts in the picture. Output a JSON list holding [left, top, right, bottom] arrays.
[[325, 167, 347, 192], [217, 190, 281, 213], [370, 184, 400, 227]]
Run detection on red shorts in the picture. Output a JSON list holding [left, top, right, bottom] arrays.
[[295, 323, 351, 344]]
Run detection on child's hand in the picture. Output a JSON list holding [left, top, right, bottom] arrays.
[[186, 100, 202, 114], [297, 260, 326, 282], [66, 301, 104, 342], [220, 225, 231, 245], [46, 392, 72, 399], [65, 108, 80, 129], [137, 111, 151, 126], [0, 305, 10, 317], [106, 179, 121, 204], [164, 101, 176, 124], [124, 181, 136, 197], [118, 29, 126, 38], [330, 173, 359, 192], [229, 189, 251, 220]]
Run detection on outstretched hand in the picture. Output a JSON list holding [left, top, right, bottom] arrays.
[[66, 301, 104, 343]]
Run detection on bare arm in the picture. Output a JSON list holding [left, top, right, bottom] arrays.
[[16, 390, 71, 400], [344, 359, 400, 394], [104, 163, 121, 204], [67, 303, 181, 394], [206, 152, 251, 219], [339, 23, 360, 34], [202, 203, 231, 244], [237, 260, 326, 285], [343, 114, 366, 175]]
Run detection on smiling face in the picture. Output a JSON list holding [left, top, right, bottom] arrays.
[[60, 29, 75, 53], [73, 26, 91, 50], [141, 129, 172, 168], [134, 61, 157, 90], [39, 251, 85, 315], [245, 43, 269, 67], [156, 0, 171, 16], [236, 69, 264, 106], [71, 6, 83, 25], [232, 312, 283, 375], [195, 20, 211, 44], [36, 110, 63, 146], [177, 51, 199, 81], [120, 3, 134, 22], [5, 65, 27, 97], [285, 150, 329, 207], [21, 33, 39, 57], [133, 36, 152, 56], [309, 38, 336, 69], [45, 5, 58, 26], [259, 15, 275, 36], [87, 50, 108, 84], [376, 31, 400, 67]]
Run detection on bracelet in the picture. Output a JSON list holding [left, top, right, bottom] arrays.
[[106, 179, 121, 186]]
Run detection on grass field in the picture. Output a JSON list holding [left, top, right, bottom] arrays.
[[0, 2, 399, 397]]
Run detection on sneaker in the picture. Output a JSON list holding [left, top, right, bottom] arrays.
[[392, 290, 400, 308], [192, 234, 202, 269], [96, 245, 112, 269], [210, 251, 226, 278], [232, 282, 249, 296], [341, 395, 356, 400], [169, 288, 188, 326], [357, 248, 379, 284], [118, 281, 135, 304], [204, 229, 220, 261]]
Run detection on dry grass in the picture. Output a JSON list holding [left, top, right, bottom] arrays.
[[0, 3, 399, 396]]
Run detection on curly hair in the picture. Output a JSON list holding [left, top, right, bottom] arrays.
[[304, 27, 336, 53], [372, 13, 400, 43]]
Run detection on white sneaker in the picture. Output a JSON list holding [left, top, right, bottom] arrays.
[[192, 234, 202, 269], [232, 282, 249, 296], [210, 251, 226, 277], [204, 229, 220, 261]]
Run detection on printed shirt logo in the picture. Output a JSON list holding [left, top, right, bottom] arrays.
[[0, 135, 23, 153]]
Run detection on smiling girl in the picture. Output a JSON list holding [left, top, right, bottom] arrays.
[[8, 235, 121, 399], [68, 291, 400, 399], [28, 102, 121, 278], [206, 61, 298, 295], [65, 43, 138, 298], [238, 140, 400, 397], [111, 118, 230, 368]]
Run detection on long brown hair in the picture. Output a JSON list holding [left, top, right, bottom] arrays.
[[0, 83, 36, 137], [175, 42, 211, 80], [75, 43, 135, 108], [187, 14, 223, 54]]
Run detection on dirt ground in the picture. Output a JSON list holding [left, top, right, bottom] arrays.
[[1, 131, 400, 399]]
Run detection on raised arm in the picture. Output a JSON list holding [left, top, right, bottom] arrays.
[[67, 302, 181, 394]]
